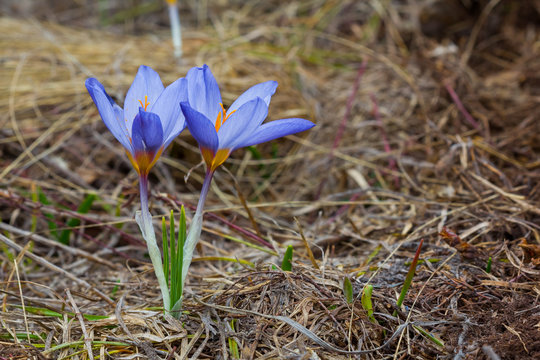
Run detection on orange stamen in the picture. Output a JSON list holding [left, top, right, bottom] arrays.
[[138, 95, 150, 111], [214, 103, 237, 132], [215, 111, 223, 132]]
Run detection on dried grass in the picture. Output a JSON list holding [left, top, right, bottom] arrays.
[[1, 0, 539, 359]]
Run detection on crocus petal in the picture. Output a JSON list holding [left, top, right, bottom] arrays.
[[186, 64, 222, 122], [151, 77, 188, 149], [124, 66, 165, 131], [235, 118, 315, 149], [180, 102, 219, 153], [131, 109, 164, 155], [85, 78, 132, 152], [218, 97, 268, 150], [228, 81, 278, 113]]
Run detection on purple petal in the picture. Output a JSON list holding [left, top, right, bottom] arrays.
[[235, 118, 315, 149], [218, 98, 268, 150], [85, 78, 132, 152], [131, 109, 164, 155], [152, 77, 188, 149], [111, 102, 128, 140], [228, 81, 278, 113], [124, 66, 164, 131], [186, 64, 222, 122], [180, 102, 218, 153]]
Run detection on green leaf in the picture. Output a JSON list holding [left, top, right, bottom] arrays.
[[281, 245, 293, 271], [228, 319, 240, 359], [31, 184, 38, 233], [1, 241, 15, 262], [343, 277, 353, 304], [246, 146, 262, 160], [170, 206, 187, 316], [18, 305, 108, 321], [0, 332, 44, 341], [38, 187, 58, 239], [58, 193, 97, 245], [110, 279, 121, 299], [363, 244, 382, 266], [114, 195, 124, 229], [361, 285, 377, 324]]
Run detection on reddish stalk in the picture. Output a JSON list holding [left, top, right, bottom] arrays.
[[159, 194, 273, 249], [444, 80, 481, 131], [325, 192, 361, 224], [332, 60, 368, 151], [315, 60, 368, 200], [370, 93, 400, 188]]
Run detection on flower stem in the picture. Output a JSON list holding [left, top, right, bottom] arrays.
[[138, 175, 171, 312], [180, 170, 214, 294]]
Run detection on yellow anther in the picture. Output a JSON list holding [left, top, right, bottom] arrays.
[[215, 111, 223, 132], [214, 103, 236, 132], [138, 95, 150, 111]]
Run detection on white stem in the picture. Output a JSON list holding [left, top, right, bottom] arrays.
[[168, 2, 182, 59], [181, 170, 213, 292], [137, 177, 170, 312]]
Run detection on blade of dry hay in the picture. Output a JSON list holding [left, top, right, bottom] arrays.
[[195, 297, 408, 355], [0, 233, 114, 305]]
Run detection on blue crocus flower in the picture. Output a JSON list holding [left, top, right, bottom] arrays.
[[85, 65, 188, 313], [180, 64, 315, 172], [174, 65, 315, 311], [85, 65, 187, 177]]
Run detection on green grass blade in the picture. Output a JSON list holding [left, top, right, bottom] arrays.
[[0, 332, 44, 341], [363, 244, 382, 266], [38, 187, 58, 239], [176, 206, 186, 303], [170, 206, 187, 314], [193, 256, 254, 267], [394, 239, 424, 316], [31, 183, 38, 233], [343, 277, 353, 304], [281, 245, 293, 271], [162, 215, 169, 289], [217, 233, 277, 256], [111, 279, 121, 299], [42, 340, 131, 355], [228, 319, 240, 359], [413, 325, 445, 347], [170, 210, 178, 305], [114, 195, 124, 229], [486, 256, 492, 273], [18, 305, 108, 321]]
